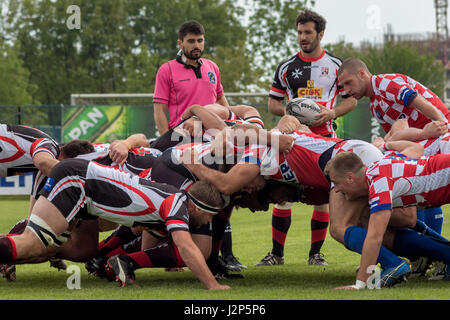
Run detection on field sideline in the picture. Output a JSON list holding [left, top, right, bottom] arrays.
[[0, 196, 449, 300]]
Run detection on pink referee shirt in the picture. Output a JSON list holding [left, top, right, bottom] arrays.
[[153, 57, 224, 129]]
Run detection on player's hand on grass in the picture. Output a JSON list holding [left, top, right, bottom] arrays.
[[208, 283, 231, 290]]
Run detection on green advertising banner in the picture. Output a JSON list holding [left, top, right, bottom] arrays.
[[335, 99, 384, 142], [62, 105, 156, 143]]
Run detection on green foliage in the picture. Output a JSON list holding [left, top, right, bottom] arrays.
[[246, 0, 311, 78], [325, 41, 446, 97], [0, 0, 445, 107], [0, 41, 36, 106]]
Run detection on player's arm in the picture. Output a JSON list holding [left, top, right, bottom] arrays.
[[386, 121, 448, 142], [32, 151, 59, 176], [154, 102, 170, 135], [268, 97, 286, 116], [181, 104, 227, 133], [275, 115, 311, 134], [171, 230, 230, 290], [356, 209, 392, 283], [409, 95, 448, 122], [229, 124, 294, 151], [311, 97, 357, 127], [229, 105, 261, 119], [109, 134, 150, 165], [216, 94, 229, 107], [381, 140, 424, 159], [181, 149, 261, 194]]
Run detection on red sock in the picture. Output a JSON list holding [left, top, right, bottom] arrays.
[[271, 207, 292, 257], [310, 210, 329, 256]]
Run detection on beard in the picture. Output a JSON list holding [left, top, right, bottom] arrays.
[[300, 35, 320, 54], [183, 48, 203, 60]]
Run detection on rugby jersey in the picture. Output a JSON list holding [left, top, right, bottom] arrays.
[[366, 153, 450, 213], [269, 50, 348, 136], [239, 131, 383, 190], [370, 74, 450, 133], [0, 124, 59, 176]]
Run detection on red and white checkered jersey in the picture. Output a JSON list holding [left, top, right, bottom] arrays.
[[370, 74, 450, 133], [366, 153, 450, 213], [417, 133, 450, 156], [0, 124, 59, 176]]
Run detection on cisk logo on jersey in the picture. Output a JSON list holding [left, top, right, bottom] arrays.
[[297, 80, 323, 99]]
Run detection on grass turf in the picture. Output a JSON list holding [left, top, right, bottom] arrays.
[[0, 196, 449, 300]]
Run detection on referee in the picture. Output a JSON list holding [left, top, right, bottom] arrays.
[[152, 20, 228, 135]]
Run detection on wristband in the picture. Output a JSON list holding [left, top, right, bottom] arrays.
[[350, 280, 366, 290]]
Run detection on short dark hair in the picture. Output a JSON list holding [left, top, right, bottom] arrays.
[[295, 9, 326, 33], [60, 140, 95, 158], [178, 20, 205, 41]]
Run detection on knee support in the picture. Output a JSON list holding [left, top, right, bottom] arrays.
[[26, 214, 70, 247]]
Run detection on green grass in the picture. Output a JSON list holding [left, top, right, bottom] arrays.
[[0, 196, 449, 300]]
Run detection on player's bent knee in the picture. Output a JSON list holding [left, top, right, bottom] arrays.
[[26, 214, 69, 249]]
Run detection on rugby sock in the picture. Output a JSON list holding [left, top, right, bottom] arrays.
[[8, 219, 27, 235], [126, 242, 183, 269], [0, 237, 17, 263], [412, 220, 448, 244], [220, 221, 233, 257], [309, 210, 329, 257], [98, 225, 138, 257], [208, 206, 232, 264], [106, 236, 142, 258], [424, 207, 444, 235], [393, 228, 450, 264], [344, 226, 404, 269], [271, 207, 291, 257]]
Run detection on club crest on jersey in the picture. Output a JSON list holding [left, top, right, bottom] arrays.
[[207, 72, 216, 84], [321, 67, 329, 76]]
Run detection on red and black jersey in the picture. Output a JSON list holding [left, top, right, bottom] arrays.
[[0, 124, 59, 176], [269, 50, 349, 136]]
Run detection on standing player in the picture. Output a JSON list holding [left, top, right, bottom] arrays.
[[260, 9, 357, 266], [152, 20, 229, 135], [336, 58, 450, 135]]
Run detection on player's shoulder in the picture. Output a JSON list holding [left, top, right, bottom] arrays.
[[275, 53, 300, 69], [322, 50, 343, 66]]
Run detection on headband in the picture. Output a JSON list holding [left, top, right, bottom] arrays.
[[187, 192, 222, 214]]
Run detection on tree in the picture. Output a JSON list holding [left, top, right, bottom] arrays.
[[324, 41, 445, 97], [246, 0, 314, 81]]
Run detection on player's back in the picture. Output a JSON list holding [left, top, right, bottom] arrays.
[[0, 124, 59, 176]]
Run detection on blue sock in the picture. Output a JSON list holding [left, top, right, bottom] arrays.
[[413, 220, 448, 244], [344, 225, 404, 269], [393, 228, 450, 264], [424, 207, 444, 235]]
